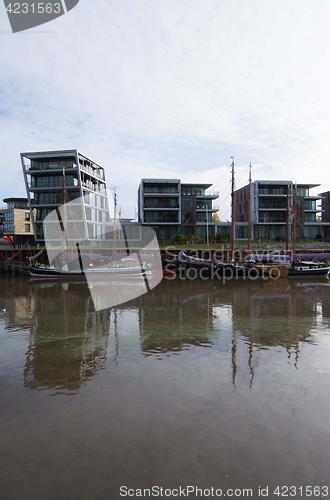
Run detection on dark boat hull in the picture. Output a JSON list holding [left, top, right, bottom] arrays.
[[28, 266, 151, 279]]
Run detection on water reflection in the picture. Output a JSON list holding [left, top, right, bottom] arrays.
[[0, 276, 329, 393], [1, 279, 110, 395], [135, 280, 217, 355]]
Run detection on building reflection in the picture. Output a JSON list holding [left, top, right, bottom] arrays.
[[133, 277, 330, 387], [229, 278, 330, 386], [0, 278, 110, 395], [135, 279, 216, 354], [1, 275, 330, 392], [23, 282, 111, 394]]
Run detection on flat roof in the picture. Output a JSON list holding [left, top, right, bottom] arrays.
[[21, 150, 104, 168], [3, 197, 28, 203]]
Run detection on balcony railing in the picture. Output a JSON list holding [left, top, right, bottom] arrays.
[[196, 191, 219, 198]]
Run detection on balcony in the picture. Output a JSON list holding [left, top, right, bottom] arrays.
[[79, 164, 105, 181], [144, 205, 179, 210], [196, 206, 219, 212], [196, 191, 219, 199], [143, 191, 180, 196]]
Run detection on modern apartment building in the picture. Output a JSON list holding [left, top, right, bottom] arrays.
[[21, 150, 110, 242], [234, 180, 324, 240], [138, 179, 219, 241], [0, 197, 34, 246]]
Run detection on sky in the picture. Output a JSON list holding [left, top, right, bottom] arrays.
[[1, 0, 330, 221]]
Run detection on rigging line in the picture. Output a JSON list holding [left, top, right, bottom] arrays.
[[235, 165, 250, 189], [211, 165, 232, 191]]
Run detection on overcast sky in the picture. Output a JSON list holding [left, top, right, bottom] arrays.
[[1, 0, 330, 220]]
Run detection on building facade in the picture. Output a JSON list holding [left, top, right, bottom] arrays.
[[138, 179, 219, 241], [234, 181, 324, 240], [320, 190, 330, 239], [21, 150, 110, 242], [0, 197, 34, 246]]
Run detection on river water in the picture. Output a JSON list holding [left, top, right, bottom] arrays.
[[1, 275, 330, 499]]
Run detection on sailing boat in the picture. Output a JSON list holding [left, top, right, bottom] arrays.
[[287, 184, 330, 276], [28, 182, 152, 279], [180, 158, 287, 279], [246, 182, 330, 277]]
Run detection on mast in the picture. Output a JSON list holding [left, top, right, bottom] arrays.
[[113, 188, 117, 256], [62, 166, 67, 251], [206, 205, 209, 250], [292, 183, 297, 254], [231, 157, 235, 261], [285, 184, 290, 252], [248, 162, 252, 253]]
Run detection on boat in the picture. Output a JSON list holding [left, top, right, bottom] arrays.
[[28, 263, 151, 279], [28, 181, 154, 280], [178, 250, 288, 279]]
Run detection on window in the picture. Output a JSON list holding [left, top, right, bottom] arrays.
[[182, 212, 194, 223], [305, 200, 316, 210], [305, 213, 316, 222], [163, 212, 178, 222], [160, 227, 171, 240], [162, 198, 177, 208], [144, 211, 158, 222], [4, 223, 14, 232], [25, 224, 30, 232], [144, 198, 159, 208], [196, 200, 212, 209], [182, 198, 194, 210], [3, 211, 14, 221], [297, 187, 309, 197], [84, 191, 90, 204], [197, 212, 212, 223], [25, 212, 30, 221]]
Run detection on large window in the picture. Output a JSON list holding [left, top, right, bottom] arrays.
[[144, 211, 158, 223], [162, 198, 177, 208], [297, 187, 309, 197], [25, 224, 30, 232], [182, 212, 194, 223], [182, 186, 205, 196], [34, 192, 65, 205], [196, 200, 212, 209], [4, 223, 14, 232], [305, 200, 316, 210], [144, 198, 159, 208], [197, 212, 212, 223], [182, 198, 194, 210], [36, 208, 53, 221], [3, 211, 14, 221], [305, 213, 316, 222], [160, 227, 171, 240], [31, 175, 78, 188], [163, 212, 178, 222], [30, 159, 75, 170]]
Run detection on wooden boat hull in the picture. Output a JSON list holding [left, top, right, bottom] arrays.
[[28, 266, 151, 279], [288, 266, 330, 277]]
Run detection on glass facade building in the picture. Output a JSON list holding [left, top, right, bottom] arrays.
[[138, 179, 219, 241], [21, 150, 109, 242]]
